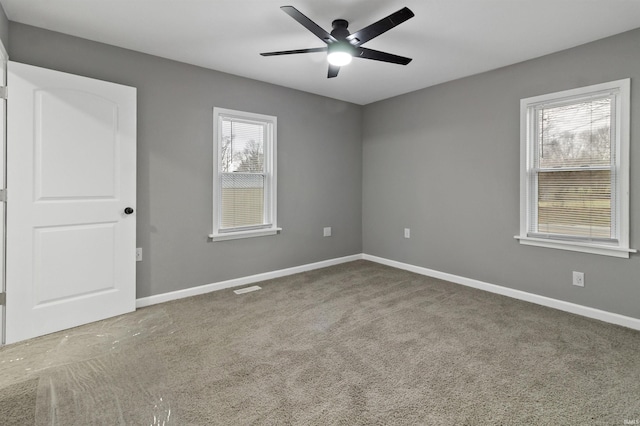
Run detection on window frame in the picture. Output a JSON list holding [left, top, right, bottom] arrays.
[[210, 107, 280, 242], [516, 79, 635, 258]]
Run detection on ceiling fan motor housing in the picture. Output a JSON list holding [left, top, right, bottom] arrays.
[[330, 19, 350, 39], [329, 20, 357, 56]]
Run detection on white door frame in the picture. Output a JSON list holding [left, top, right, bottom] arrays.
[[0, 38, 7, 345]]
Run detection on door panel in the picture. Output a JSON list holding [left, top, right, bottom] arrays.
[[35, 89, 119, 200], [6, 61, 136, 344], [33, 223, 117, 305]]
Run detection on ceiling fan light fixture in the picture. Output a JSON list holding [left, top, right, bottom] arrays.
[[327, 50, 352, 66]]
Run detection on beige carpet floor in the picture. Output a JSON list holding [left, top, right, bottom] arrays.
[[1, 260, 639, 425]]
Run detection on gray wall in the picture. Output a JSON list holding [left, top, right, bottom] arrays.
[[9, 23, 363, 299], [7, 20, 640, 321], [363, 28, 640, 320]]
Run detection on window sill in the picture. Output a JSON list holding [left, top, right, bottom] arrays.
[[514, 235, 636, 258], [209, 227, 282, 242]]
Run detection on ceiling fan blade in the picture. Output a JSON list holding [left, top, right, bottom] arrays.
[[261, 47, 327, 56], [346, 7, 414, 46], [328, 64, 340, 78], [281, 6, 336, 44], [357, 47, 412, 65]]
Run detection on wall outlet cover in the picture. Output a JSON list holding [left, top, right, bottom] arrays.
[[572, 271, 584, 287]]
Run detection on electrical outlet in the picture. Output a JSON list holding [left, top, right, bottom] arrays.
[[572, 271, 584, 287], [136, 248, 143, 262], [404, 228, 410, 239], [323, 227, 332, 237]]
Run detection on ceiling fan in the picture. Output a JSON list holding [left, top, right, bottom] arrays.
[[261, 6, 415, 78]]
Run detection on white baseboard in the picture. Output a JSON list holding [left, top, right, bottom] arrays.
[[136, 254, 363, 308], [363, 254, 640, 331], [136, 252, 640, 331]]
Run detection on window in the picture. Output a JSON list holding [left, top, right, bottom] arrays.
[[210, 107, 280, 241], [517, 79, 635, 258]]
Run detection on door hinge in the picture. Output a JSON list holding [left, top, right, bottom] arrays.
[[0, 86, 6, 100], [0, 292, 5, 306], [0, 189, 5, 202]]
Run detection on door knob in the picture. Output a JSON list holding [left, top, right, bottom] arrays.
[[124, 207, 134, 215]]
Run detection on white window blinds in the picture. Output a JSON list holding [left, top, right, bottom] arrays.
[[530, 94, 616, 242], [219, 117, 267, 230]]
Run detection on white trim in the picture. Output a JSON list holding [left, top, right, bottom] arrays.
[[209, 227, 282, 242], [212, 107, 278, 241], [514, 235, 635, 258], [362, 254, 640, 331], [0, 39, 6, 345], [136, 252, 640, 331], [135, 254, 362, 308], [518, 79, 632, 257]]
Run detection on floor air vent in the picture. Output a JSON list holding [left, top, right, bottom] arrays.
[[233, 285, 262, 295]]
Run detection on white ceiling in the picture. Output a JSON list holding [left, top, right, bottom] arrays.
[[3, 0, 640, 105]]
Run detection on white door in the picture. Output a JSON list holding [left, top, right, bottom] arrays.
[[5, 61, 137, 344]]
